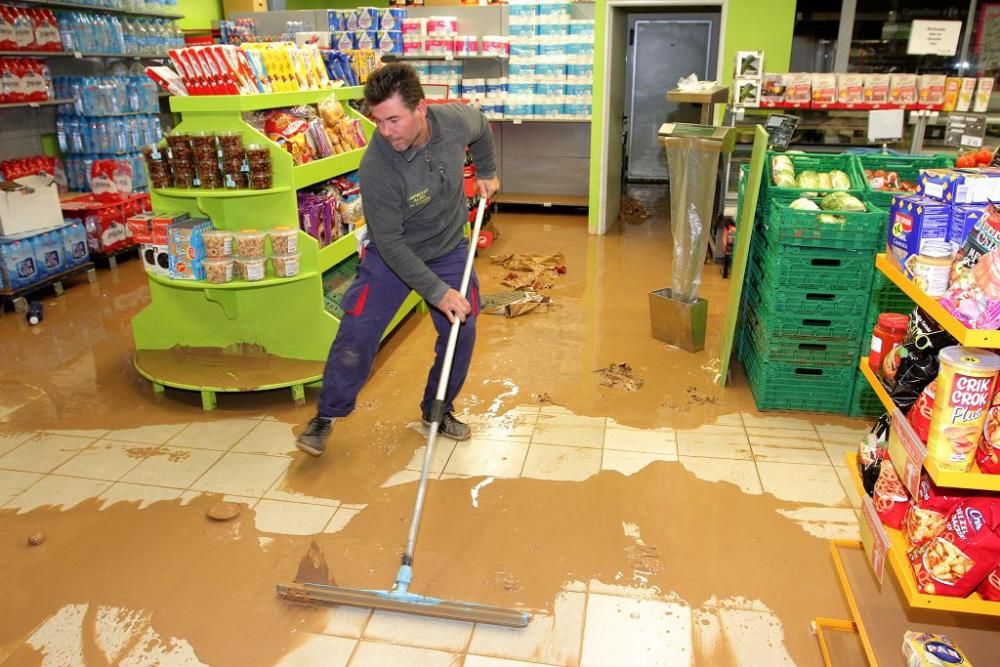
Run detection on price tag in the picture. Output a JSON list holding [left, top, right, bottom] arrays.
[[961, 134, 984, 148], [513, 119, 522, 125], [73, 50, 82, 59], [945, 113, 987, 148], [444, 54, 454, 61], [860, 495, 890, 584], [887, 408, 927, 498], [868, 109, 905, 142], [764, 114, 798, 149]]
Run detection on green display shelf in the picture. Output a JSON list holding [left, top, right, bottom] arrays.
[[132, 87, 416, 409]]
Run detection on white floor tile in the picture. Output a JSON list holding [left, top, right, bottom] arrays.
[[521, 444, 602, 482], [602, 450, 677, 475], [750, 445, 832, 466], [443, 439, 529, 478], [105, 423, 189, 446], [231, 420, 298, 457], [274, 633, 356, 667], [0, 433, 94, 473], [363, 610, 473, 652], [189, 452, 291, 498], [469, 413, 539, 443], [381, 470, 423, 488], [120, 446, 224, 489], [253, 499, 336, 535], [745, 431, 823, 450], [757, 462, 848, 506], [319, 605, 372, 639], [167, 419, 261, 451], [0, 469, 43, 504], [263, 478, 340, 507], [776, 507, 861, 541], [717, 608, 796, 666], [0, 431, 34, 457], [5, 475, 111, 512], [404, 439, 458, 475], [740, 413, 816, 431], [468, 591, 584, 666], [712, 413, 744, 427], [580, 594, 692, 667], [678, 457, 762, 495], [178, 490, 259, 508], [530, 414, 606, 448], [43, 428, 110, 439], [324, 507, 361, 534], [675, 426, 752, 461], [815, 423, 870, 445], [823, 442, 857, 468], [464, 657, 558, 667], [98, 483, 183, 509], [348, 640, 458, 667], [53, 441, 144, 481], [603, 426, 677, 456], [835, 465, 862, 508]]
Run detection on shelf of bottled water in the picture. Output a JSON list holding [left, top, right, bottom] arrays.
[[63, 153, 147, 191], [24, 1, 181, 18], [57, 12, 183, 55], [57, 113, 163, 154], [54, 75, 159, 115]]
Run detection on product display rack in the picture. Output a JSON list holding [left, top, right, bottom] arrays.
[[17, 0, 184, 20], [131, 86, 422, 410], [0, 97, 74, 109], [0, 50, 169, 58]]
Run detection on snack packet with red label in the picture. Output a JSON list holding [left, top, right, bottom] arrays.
[[909, 497, 1000, 597], [264, 110, 316, 164], [873, 460, 911, 529], [978, 388, 1000, 474], [904, 473, 970, 547], [977, 563, 1000, 601], [908, 381, 935, 443]]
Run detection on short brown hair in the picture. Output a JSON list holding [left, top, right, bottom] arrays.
[[364, 63, 425, 110]]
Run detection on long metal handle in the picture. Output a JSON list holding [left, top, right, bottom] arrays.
[[399, 198, 488, 581]]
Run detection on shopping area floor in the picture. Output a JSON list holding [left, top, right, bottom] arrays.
[[0, 187, 872, 667]]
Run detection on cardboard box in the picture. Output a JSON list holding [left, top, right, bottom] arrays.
[[140, 243, 170, 276], [863, 74, 890, 104], [889, 73, 917, 105], [948, 204, 990, 249], [222, 0, 266, 13], [734, 51, 763, 78], [957, 77, 976, 112], [974, 77, 994, 113], [837, 74, 864, 104], [168, 218, 212, 280], [126, 212, 155, 244], [887, 195, 952, 277], [0, 236, 41, 290], [761, 73, 785, 103], [0, 176, 64, 237], [917, 168, 1000, 204], [61, 221, 89, 268], [942, 77, 962, 111], [917, 74, 946, 106], [784, 73, 811, 103], [811, 73, 837, 104], [32, 228, 65, 278], [733, 77, 761, 107]]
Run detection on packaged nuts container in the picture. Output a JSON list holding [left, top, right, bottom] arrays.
[[236, 257, 267, 282], [249, 172, 273, 190], [202, 230, 233, 258], [268, 226, 298, 254], [218, 131, 244, 156], [204, 258, 234, 284], [235, 229, 266, 258], [271, 252, 301, 278], [246, 143, 270, 167]]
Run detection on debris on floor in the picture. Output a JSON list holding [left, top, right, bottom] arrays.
[[481, 290, 552, 318], [618, 196, 650, 225], [595, 362, 644, 391], [490, 252, 566, 291], [206, 501, 241, 522], [532, 392, 555, 404], [686, 386, 718, 406], [28, 532, 45, 546]]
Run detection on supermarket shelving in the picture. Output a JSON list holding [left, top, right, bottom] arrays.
[[0, 98, 74, 110], [16, 0, 184, 20]]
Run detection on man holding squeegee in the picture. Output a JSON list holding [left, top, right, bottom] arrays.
[[297, 63, 499, 456]]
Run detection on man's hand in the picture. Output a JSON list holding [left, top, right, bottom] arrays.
[[436, 288, 472, 324], [476, 176, 500, 200]]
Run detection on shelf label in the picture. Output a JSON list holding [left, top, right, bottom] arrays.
[[860, 495, 890, 584], [73, 50, 82, 59], [945, 113, 987, 148], [444, 53, 454, 61], [764, 113, 797, 149], [888, 408, 927, 498]]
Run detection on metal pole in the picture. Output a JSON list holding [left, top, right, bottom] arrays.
[[958, 0, 978, 76], [833, 0, 858, 73]]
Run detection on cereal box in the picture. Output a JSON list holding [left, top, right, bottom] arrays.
[[863, 73, 890, 104], [784, 73, 811, 103], [811, 73, 837, 104], [973, 77, 994, 113], [957, 77, 976, 112], [942, 77, 962, 112], [903, 631, 975, 667], [837, 74, 864, 104], [917, 74, 946, 106], [887, 194, 952, 277], [948, 204, 990, 249], [918, 168, 1000, 205], [890, 73, 917, 105]]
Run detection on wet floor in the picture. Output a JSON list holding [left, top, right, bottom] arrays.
[[0, 185, 871, 666]]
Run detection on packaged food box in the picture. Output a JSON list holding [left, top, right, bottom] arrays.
[[811, 73, 837, 104], [917, 74, 946, 106], [32, 228, 65, 279], [973, 77, 994, 113], [917, 168, 1000, 204], [948, 204, 990, 249], [784, 73, 811, 103], [942, 77, 962, 111], [0, 236, 40, 290], [150, 211, 187, 246], [837, 73, 864, 104], [890, 73, 917, 105], [61, 221, 89, 268], [887, 194, 952, 278], [864, 73, 890, 104], [168, 218, 212, 280], [141, 243, 170, 276], [734, 51, 763, 78], [168, 254, 205, 281], [733, 77, 761, 107], [126, 212, 155, 244], [761, 73, 785, 103], [956, 77, 976, 112], [902, 631, 974, 667]]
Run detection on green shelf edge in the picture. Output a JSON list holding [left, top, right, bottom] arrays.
[[132, 357, 322, 393], [319, 234, 359, 273], [295, 149, 364, 188], [146, 270, 317, 291], [152, 186, 291, 199], [168, 87, 364, 113]]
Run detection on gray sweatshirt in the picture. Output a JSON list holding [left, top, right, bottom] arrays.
[[358, 103, 497, 305]]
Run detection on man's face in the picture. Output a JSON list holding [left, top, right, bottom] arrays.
[[369, 94, 427, 152]]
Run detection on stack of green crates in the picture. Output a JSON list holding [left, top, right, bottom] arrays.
[[739, 151, 884, 413]]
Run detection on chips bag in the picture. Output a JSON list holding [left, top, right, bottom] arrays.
[[882, 308, 957, 413], [904, 473, 970, 547], [909, 497, 1000, 597], [977, 388, 1000, 474], [977, 563, 1000, 601]]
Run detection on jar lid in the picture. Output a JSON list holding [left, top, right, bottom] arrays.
[[939, 345, 1000, 373], [269, 226, 295, 234], [921, 241, 954, 258], [877, 312, 909, 330]]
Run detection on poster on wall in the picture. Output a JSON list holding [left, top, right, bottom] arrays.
[[906, 20, 962, 56]]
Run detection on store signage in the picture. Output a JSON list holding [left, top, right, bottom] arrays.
[[907, 20, 963, 56], [945, 113, 987, 148], [860, 496, 890, 585], [868, 109, 905, 143], [888, 408, 927, 498], [764, 114, 798, 150]]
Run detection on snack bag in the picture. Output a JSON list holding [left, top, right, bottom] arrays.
[[264, 110, 316, 164], [909, 497, 1000, 596], [902, 632, 976, 667], [90, 159, 133, 203], [904, 473, 969, 547], [873, 459, 911, 529], [977, 563, 1000, 601], [882, 308, 958, 413], [977, 385, 1000, 474]]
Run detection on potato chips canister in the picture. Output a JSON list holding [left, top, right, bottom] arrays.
[[927, 346, 1000, 472]]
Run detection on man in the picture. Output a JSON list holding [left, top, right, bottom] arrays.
[[296, 63, 499, 456]]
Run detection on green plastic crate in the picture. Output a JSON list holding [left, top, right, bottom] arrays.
[[741, 346, 853, 414], [761, 198, 887, 250], [763, 151, 868, 205], [849, 368, 886, 418], [858, 271, 916, 355], [856, 153, 954, 210], [745, 310, 863, 365], [751, 234, 876, 290], [743, 280, 869, 339], [747, 263, 872, 316]]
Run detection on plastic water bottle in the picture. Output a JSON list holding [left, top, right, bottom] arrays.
[[26, 302, 43, 326]]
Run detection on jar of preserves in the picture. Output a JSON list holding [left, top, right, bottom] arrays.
[[870, 312, 909, 375]]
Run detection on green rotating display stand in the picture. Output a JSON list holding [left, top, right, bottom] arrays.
[[131, 88, 423, 410]]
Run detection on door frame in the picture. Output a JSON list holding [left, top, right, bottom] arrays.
[[624, 13, 719, 182], [593, 0, 726, 235]]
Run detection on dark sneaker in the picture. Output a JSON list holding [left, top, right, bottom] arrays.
[[423, 411, 472, 441], [296, 416, 333, 456]]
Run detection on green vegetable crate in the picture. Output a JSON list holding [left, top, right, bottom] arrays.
[[849, 368, 885, 418], [856, 153, 954, 210], [751, 234, 875, 290], [761, 199, 886, 250], [740, 339, 854, 414], [761, 151, 867, 211]]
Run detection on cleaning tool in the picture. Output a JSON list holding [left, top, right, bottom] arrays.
[[277, 198, 530, 628]]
